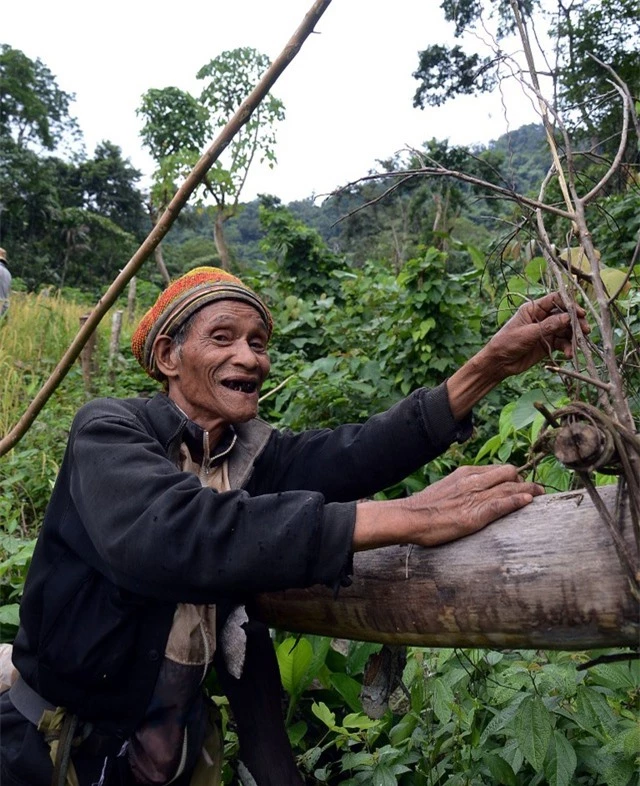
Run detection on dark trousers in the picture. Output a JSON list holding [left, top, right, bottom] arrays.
[[1, 621, 303, 786]]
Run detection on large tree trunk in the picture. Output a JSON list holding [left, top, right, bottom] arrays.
[[213, 209, 232, 271], [254, 485, 638, 650], [153, 243, 171, 287]]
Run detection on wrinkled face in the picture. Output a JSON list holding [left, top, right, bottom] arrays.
[[161, 300, 271, 437]]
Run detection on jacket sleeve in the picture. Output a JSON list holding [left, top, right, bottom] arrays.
[[257, 383, 472, 502], [65, 403, 354, 603]]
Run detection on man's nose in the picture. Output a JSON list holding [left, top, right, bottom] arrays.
[[233, 339, 259, 367]]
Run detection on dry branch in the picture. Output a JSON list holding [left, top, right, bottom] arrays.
[[0, 0, 334, 457]]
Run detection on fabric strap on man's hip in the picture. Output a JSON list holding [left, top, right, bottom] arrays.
[[9, 676, 87, 786], [8, 675, 56, 724]]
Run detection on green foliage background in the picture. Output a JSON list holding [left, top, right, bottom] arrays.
[[1, 9, 639, 781], [1, 210, 637, 783]]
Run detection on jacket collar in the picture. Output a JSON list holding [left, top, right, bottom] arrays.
[[144, 392, 272, 489]]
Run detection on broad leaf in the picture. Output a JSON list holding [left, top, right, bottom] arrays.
[[484, 753, 517, 785], [276, 636, 313, 697], [544, 730, 577, 786], [513, 695, 554, 772], [330, 673, 364, 713], [432, 678, 454, 724]]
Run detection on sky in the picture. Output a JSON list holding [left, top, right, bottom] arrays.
[[3, 0, 543, 204]]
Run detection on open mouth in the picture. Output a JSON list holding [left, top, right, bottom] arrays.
[[221, 379, 258, 394]]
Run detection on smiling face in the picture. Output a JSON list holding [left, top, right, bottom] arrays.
[[154, 300, 271, 441]]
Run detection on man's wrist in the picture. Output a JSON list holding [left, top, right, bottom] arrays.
[[447, 349, 503, 420], [353, 499, 413, 552]]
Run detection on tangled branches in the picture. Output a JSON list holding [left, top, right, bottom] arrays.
[[532, 401, 640, 599]]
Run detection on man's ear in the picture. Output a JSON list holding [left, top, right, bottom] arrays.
[[153, 335, 180, 380]]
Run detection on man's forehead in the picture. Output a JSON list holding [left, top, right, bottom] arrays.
[[195, 300, 268, 327]]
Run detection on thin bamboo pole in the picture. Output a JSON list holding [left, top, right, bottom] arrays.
[[0, 0, 333, 457]]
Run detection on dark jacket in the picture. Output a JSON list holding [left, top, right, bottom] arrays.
[[12, 386, 470, 738]]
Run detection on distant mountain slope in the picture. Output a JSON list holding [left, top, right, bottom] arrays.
[[164, 124, 548, 267]]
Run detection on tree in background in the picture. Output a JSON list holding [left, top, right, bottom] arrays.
[[138, 47, 285, 272], [78, 141, 148, 241], [411, 0, 639, 166], [0, 43, 79, 151], [138, 85, 212, 284], [0, 46, 147, 293]]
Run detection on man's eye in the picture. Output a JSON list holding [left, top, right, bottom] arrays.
[[212, 333, 231, 343], [250, 341, 267, 352]]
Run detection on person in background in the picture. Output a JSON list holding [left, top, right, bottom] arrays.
[[0, 266, 588, 786], [0, 247, 11, 318]]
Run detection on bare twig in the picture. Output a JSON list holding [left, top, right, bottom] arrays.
[[509, 0, 574, 216], [333, 167, 575, 221], [544, 365, 614, 392], [258, 374, 296, 403], [582, 83, 631, 205], [331, 174, 419, 226], [588, 52, 640, 142]]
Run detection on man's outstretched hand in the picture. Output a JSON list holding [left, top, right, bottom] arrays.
[[354, 464, 545, 551], [481, 292, 590, 379], [447, 293, 590, 420]]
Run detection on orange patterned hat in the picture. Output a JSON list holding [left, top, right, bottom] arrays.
[[131, 266, 273, 380]]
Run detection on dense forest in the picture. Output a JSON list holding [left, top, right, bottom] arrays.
[[1, 1, 639, 783]]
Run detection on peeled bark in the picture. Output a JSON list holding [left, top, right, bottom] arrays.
[[254, 485, 639, 650]]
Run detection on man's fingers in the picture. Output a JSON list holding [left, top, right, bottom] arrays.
[[455, 464, 519, 491], [483, 491, 537, 521], [481, 481, 544, 522]]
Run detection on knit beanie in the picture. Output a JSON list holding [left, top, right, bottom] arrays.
[[131, 266, 273, 380]]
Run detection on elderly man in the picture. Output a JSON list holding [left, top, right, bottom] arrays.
[[0, 248, 11, 318], [1, 267, 587, 786]]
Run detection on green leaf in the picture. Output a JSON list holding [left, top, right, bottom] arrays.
[[311, 701, 336, 730], [510, 389, 547, 430], [480, 693, 528, 745], [544, 730, 577, 786], [513, 695, 554, 772], [525, 256, 547, 282], [341, 751, 376, 771], [590, 661, 639, 692], [466, 244, 486, 272], [371, 763, 398, 786], [499, 401, 517, 441], [389, 714, 418, 746], [330, 672, 364, 713], [432, 678, 454, 724], [600, 757, 637, 786], [484, 753, 517, 785], [575, 686, 617, 732], [622, 724, 640, 757], [0, 604, 20, 627], [500, 739, 524, 775], [276, 636, 313, 697], [286, 720, 307, 747], [342, 712, 380, 730], [475, 433, 502, 462]]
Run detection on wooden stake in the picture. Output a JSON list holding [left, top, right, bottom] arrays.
[[127, 277, 137, 325], [108, 309, 123, 385], [79, 314, 97, 396]]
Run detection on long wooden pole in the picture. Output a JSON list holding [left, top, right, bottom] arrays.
[[254, 485, 639, 650], [0, 0, 333, 457]]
